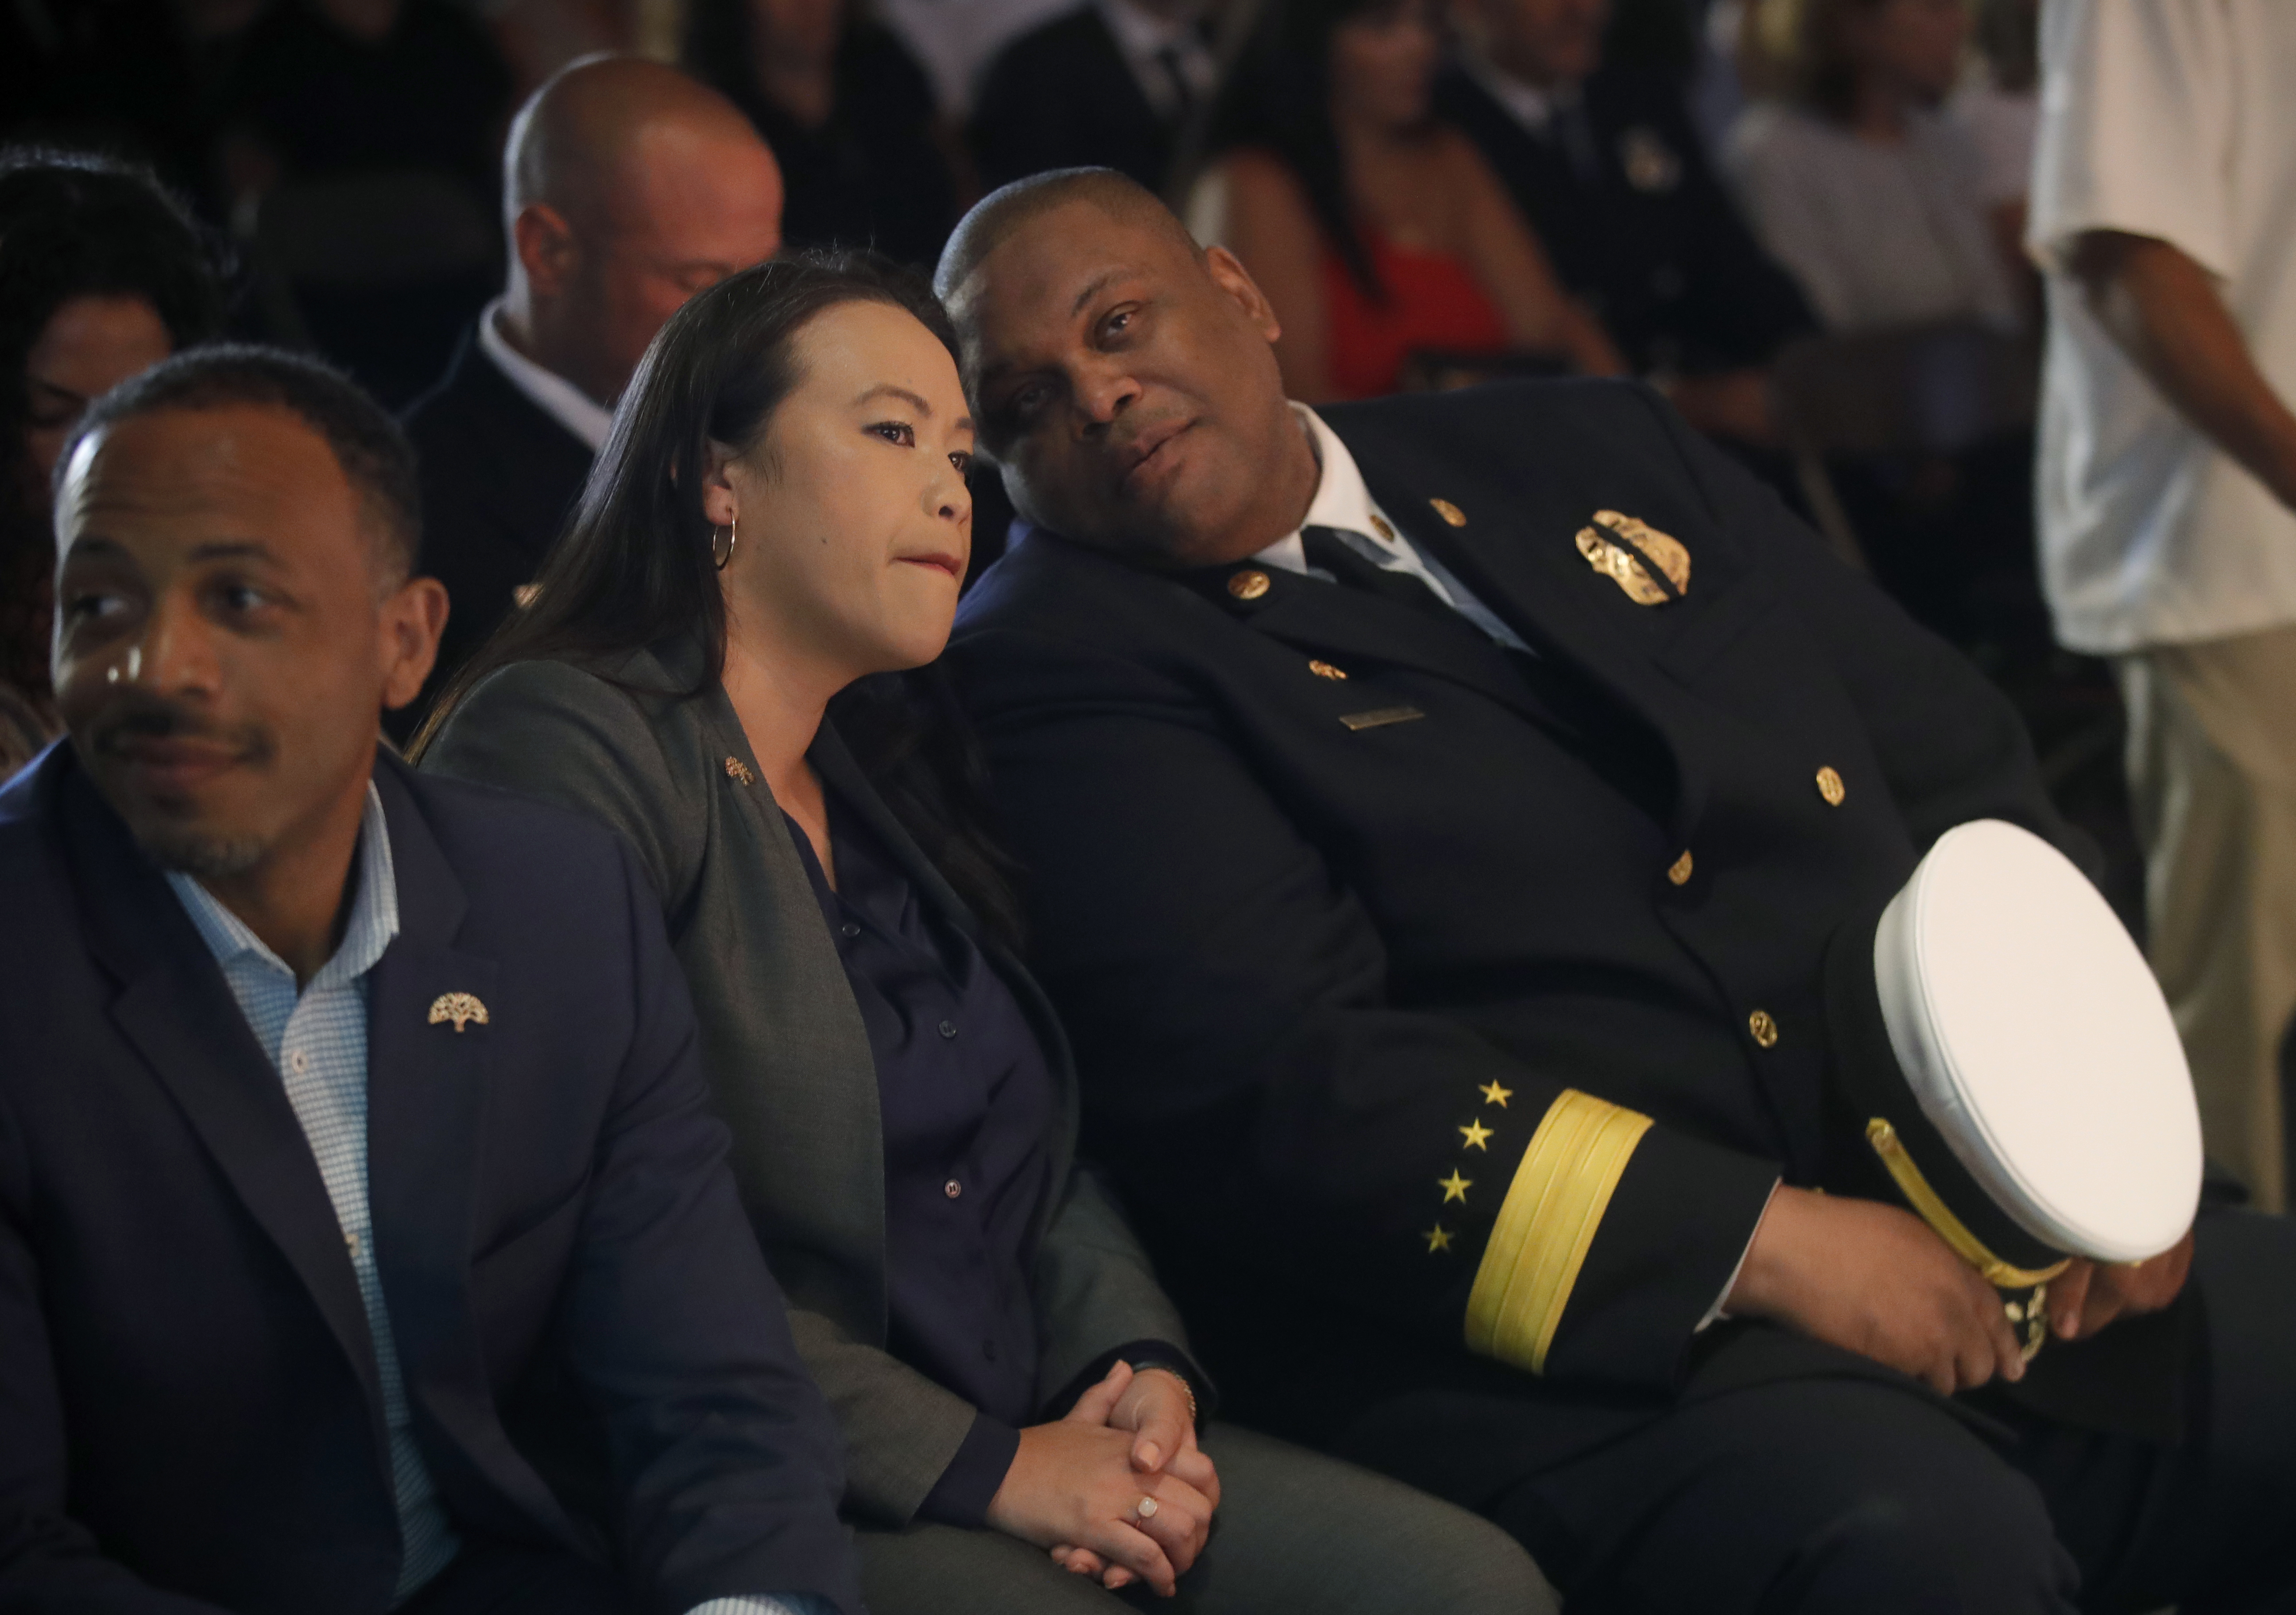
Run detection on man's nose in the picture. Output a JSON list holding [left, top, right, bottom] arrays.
[[1072, 362, 1141, 429], [132, 588, 222, 698]]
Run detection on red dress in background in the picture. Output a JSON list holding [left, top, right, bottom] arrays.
[[1320, 230, 1510, 399]]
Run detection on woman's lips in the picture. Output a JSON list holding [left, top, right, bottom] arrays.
[[895, 553, 964, 578]]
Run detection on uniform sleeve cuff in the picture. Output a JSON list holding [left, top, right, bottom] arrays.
[[915, 1413, 1022, 1529]]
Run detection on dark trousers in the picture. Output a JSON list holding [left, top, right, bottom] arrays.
[[1483, 1212, 2296, 1614]]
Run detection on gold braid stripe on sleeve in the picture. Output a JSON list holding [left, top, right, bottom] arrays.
[[1464, 1089, 1653, 1373]]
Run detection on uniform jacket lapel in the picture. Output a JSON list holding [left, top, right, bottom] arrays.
[[1213, 563, 1559, 732], [363, 758, 589, 1553], [60, 761, 388, 1437], [1328, 408, 1748, 846]]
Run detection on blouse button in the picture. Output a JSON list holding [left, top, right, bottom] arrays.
[[944, 1178, 963, 1199], [938, 1020, 958, 1039], [289, 1049, 310, 1075], [840, 921, 861, 939]]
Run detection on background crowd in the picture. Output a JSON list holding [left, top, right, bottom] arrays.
[[4, 0, 2294, 1214]]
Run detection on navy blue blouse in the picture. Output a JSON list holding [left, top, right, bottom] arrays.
[[785, 794, 1058, 1523]]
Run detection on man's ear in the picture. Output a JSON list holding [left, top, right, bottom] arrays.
[[379, 576, 449, 712], [512, 202, 579, 300], [1204, 247, 1283, 346]]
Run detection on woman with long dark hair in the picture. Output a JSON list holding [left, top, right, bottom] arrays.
[[1187, 0, 1622, 401], [416, 253, 1548, 1613], [0, 147, 224, 779]]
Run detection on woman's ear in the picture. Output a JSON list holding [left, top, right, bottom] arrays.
[[699, 437, 742, 528]]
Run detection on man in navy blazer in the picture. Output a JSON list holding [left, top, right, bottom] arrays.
[[0, 345, 861, 1614]]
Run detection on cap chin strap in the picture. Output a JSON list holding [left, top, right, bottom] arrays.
[[1865, 1119, 2073, 1290]]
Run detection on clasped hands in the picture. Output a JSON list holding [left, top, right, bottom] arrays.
[[1725, 1184, 2195, 1398], [984, 1360, 1218, 1597]]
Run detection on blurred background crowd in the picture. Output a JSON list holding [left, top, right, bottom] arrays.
[[9, 0, 2296, 1208], [3, 0, 2101, 869]]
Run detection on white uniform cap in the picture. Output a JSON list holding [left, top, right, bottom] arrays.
[[1873, 819, 2201, 1263]]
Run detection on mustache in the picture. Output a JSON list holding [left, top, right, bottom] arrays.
[[89, 693, 273, 765]]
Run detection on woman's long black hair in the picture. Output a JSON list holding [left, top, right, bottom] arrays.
[[1201, 0, 1401, 302], [414, 251, 1026, 947]]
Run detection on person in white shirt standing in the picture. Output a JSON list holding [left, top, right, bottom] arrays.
[[2029, 0, 2296, 1210]]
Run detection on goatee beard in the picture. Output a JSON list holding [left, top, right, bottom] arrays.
[[138, 824, 269, 880]]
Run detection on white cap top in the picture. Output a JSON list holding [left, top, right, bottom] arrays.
[[1872, 819, 2202, 1262]]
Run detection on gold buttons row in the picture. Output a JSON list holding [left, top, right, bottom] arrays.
[[1663, 767, 1845, 891]]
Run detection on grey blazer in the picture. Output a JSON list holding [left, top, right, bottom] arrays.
[[422, 641, 1194, 1525]]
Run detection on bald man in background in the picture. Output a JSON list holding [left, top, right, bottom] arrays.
[[399, 56, 784, 732]]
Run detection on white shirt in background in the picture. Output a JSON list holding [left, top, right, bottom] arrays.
[[1727, 102, 2019, 335], [476, 297, 613, 453], [1953, 79, 2038, 209], [2027, 0, 2296, 654]]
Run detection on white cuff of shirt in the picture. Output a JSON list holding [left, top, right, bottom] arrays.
[[1695, 1176, 1782, 1333], [686, 1597, 836, 1615]]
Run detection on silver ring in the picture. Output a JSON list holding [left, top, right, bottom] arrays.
[[1135, 1495, 1159, 1519]]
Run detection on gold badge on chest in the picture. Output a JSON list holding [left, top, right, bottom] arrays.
[[1574, 510, 1690, 606]]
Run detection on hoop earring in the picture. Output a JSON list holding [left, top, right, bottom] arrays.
[[712, 515, 739, 571]]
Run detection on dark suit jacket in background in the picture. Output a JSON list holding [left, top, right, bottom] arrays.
[[422, 643, 1200, 1525], [399, 324, 595, 737], [0, 745, 860, 1615], [1436, 64, 1813, 375], [946, 380, 2170, 1495], [971, 5, 1174, 194]]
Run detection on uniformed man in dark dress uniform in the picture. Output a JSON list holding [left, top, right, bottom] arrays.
[[1434, 0, 1811, 450], [931, 169, 2296, 1614]]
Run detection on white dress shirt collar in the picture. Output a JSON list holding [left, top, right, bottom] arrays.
[[168, 781, 400, 989], [1458, 46, 1577, 138], [1093, 0, 1216, 116], [1251, 405, 1531, 653], [476, 297, 614, 454]]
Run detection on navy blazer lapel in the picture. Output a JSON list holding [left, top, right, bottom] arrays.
[[362, 761, 589, 1554], [59, 762, 387, 1421]]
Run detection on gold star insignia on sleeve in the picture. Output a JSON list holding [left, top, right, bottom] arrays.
[[1479, 1081, 1513, 1108], [1459, 1120, 1494, 1151], [1439, 1169, 1472, 1203], [1424, 1225, 1455, 1253]]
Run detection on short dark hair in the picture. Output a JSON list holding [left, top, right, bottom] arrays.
[[62, 344, 421, 583], [934, 167, 1191, 305]]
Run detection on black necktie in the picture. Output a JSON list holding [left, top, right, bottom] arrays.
[[1300, 525, 1462, 629]]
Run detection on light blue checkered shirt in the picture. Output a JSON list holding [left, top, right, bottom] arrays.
[[168, 786, 824, 1615]]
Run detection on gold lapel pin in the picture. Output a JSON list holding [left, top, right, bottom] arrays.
[[724, 755, 756, 786], [1574, 510, 1691, 605], [1308, 659, 1348, 680], [1227, 569, 1272, 601], [428, 992, 489, 1033], [1429, 498, 1468, 528]]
